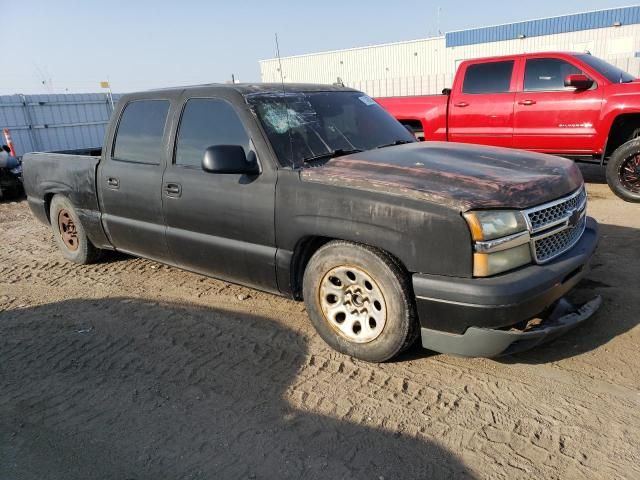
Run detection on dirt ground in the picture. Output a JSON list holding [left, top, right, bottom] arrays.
[[0, 165, 638, 479]]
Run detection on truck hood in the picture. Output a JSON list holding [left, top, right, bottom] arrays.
[[300, 142, 583, 211]]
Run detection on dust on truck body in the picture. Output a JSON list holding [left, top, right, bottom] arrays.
[[23, 83, 600, 362]]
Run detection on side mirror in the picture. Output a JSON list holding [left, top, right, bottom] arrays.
[[564, 74, 594, 90], [202, 145, 260, 175]]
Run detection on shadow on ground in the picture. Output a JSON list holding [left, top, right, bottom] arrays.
[[0, 298, 476, 479]]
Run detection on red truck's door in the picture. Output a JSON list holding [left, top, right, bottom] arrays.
[[448, 59, 516, 148], [513, 56, 603, 154]]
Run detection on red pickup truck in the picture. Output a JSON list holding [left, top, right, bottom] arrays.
[[377, 52, 640, 202]]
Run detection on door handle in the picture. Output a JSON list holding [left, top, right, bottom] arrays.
[[165, 183, 181, 197], [107, 177, 119, 188], [518, 99, 537, 106], [454, 102, 469, 108]]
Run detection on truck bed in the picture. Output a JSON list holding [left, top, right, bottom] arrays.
[[22, 152, 108, 248]]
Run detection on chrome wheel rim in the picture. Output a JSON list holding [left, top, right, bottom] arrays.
[[319, 265, 387, 343]]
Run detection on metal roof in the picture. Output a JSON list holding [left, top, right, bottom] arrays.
[[446, 6, 640, 47]]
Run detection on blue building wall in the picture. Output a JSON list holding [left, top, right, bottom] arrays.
[[446, 6, 640, 47]]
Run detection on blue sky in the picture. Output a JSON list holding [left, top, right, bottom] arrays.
[[2, 0, 632, 94]]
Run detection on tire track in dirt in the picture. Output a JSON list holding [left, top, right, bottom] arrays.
[[1, 198, 639, 479]]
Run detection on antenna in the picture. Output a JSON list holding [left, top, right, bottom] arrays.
[[275, 33, 295, 169], [275, 33, 286, 88]]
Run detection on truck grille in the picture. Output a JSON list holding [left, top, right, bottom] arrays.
[[533, 215, 586, 263], [527, 187, 587, 232], [524, 186, 587, 264]]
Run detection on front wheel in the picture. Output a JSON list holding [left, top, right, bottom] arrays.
[[606, 139, 640, 203], [302, 241, 418, 362]]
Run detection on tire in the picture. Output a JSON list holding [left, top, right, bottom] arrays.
[[606, 138, 640, 203], [302, 240, 418, 363], [50, 195, 101, 264]]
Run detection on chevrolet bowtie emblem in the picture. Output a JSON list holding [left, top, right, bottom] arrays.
[[567, 207, 582, 228]]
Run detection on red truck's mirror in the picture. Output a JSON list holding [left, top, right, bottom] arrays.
[[564, 74, 594, 90], [202, 145, 260, 175]]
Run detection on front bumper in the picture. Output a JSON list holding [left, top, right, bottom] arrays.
[[413, 216, 600, 357]]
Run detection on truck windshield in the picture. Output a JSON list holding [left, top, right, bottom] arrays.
[[574, 54, 635, 83], [247, 91, 415, 167]]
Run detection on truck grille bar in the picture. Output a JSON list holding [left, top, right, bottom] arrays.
[[523, 186, 587, 264]]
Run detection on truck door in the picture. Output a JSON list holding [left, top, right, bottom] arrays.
[[448, 60, 516, 148], [97, 98, 172, 261], [513, 56, 603, 154], [161, 94, 278, 292]]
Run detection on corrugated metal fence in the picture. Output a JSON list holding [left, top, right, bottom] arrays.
[[0, 93, 122, 157]]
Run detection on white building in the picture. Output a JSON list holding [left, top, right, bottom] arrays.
[[260, 6, 640, 97]]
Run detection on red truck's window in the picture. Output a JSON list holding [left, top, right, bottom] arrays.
[[462, 61, 514, 94], [524, 58, 582, 91], [113, 100, 169, 165]]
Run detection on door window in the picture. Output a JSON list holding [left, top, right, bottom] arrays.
[[175, 98, 251, 168], [462, 61, 514, 94], [112, 100, 169, 164], [524, 58, 583, 91]]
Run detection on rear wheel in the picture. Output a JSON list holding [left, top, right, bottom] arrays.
[[50, 195, 101, 264], [303, 241, 418, 362], [606, 138, 640, 203]]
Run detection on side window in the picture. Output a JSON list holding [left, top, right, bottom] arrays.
[[524, 58, 583, 91], [112, 100, 169, 164], [175, 98, 250, 168], [462, 61, 514, 94]]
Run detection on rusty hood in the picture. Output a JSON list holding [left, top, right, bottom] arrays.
[[300, 142, 583, 211]]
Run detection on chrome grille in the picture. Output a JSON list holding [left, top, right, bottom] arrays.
[[526, 187, 587, 232], [524, 186, 588, 264], [533, 215, 586, 263]]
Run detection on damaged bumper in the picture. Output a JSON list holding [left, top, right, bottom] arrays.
[[419, 296, 602, 357], [413, 216, 600, 357]]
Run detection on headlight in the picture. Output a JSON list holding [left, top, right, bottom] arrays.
[[463, 210, 528, 241], [463, 210, 532, 277]]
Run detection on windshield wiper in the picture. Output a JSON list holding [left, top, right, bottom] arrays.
[[376, 140, 414, 149], [302, 148, 362, 163]]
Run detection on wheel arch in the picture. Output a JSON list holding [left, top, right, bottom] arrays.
[[605, 113, 640, 158], [397, 119, 425, 140], [41, 184, 75, 224], [289, 235, 411, 300]]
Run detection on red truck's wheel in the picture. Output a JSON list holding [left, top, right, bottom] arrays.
[[303, 241, 418, 362], [606, 139, 640, 203], [50, 195, 101, 264]]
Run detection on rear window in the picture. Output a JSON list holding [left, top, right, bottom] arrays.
[[462, 61, 514, 94], [113, 100, 170, 164]]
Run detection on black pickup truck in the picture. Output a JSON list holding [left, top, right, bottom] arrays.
[[23, 83, 601, 362]]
